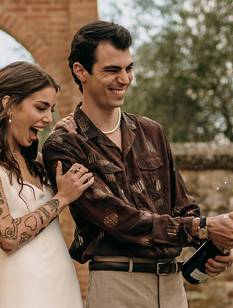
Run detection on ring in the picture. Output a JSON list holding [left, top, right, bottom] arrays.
[[70, 168, 79, 173], [69, 167, 80, 174]]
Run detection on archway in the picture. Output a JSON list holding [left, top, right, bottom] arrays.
[[0, 30, 35, 68]]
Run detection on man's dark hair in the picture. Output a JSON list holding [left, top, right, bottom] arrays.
[[68, 20, 132, 92]]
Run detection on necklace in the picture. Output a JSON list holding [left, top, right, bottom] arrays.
[[102, 108, 121, 135]]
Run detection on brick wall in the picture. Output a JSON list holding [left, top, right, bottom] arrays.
[[0, 0, 98, 118]]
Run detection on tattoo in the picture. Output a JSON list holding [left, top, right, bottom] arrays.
[[0, 176, 60, 252], [35, 210, 45, 224], [47, 199, 59, 210], [24, 216, 38, 231], [19, 232, 32, 246], [37, 207, 50, 219], [14, 218, 22, 225], [0, 218, 20, 240], [2, 224, 18, 240]]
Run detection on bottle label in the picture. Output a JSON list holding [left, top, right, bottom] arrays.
[[190, 269, 208, 282]]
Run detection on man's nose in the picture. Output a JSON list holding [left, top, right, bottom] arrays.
[[117, 70, 131, 85]]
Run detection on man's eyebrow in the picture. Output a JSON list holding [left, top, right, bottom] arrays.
[[127, 62, 134, 68], [103, 65, 121, 70], [103, 62, 134, 70]]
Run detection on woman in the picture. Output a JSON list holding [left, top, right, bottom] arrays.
[[0, 61, 93, 308]]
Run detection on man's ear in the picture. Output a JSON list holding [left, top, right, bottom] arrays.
[[2, 95, 11, 110], [73, 62, 87, 82]]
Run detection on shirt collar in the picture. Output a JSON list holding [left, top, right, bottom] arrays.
[[74, 103, 137, 150]]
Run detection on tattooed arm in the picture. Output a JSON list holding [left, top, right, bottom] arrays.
[[0, 161, 94, 254], [0, 186, 61, 253]]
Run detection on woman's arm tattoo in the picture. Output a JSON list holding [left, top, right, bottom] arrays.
[[0, 178, 61, 253]]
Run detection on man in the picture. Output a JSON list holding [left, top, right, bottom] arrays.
[[42, 21, 233, 308]]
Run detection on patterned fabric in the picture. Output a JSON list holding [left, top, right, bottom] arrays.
[[42, 106, 200, 263]]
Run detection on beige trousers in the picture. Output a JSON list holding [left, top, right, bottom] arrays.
[[86, 270, 188, 308]]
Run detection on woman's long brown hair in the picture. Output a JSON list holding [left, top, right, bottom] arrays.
[[0, 61, 60, 195]]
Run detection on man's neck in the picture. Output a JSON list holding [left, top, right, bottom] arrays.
[[81, 102, 121, 134]]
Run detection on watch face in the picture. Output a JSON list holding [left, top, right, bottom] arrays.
[[198, 228, 208, 239]]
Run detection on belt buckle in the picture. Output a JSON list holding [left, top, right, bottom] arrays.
[[156, 260, 178, 276]]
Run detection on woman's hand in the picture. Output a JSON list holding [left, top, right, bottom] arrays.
[[54, 161, 94, 208]]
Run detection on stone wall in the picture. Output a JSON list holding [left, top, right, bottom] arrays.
[[172, 142, 233, 308]]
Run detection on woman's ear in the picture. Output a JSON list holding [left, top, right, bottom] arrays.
[[2, 95, 11, 110], [73, 62, 87, 82]]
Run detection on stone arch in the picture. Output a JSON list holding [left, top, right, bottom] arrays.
[[0, 12, 48, 66], [0, 1, 98, 117]]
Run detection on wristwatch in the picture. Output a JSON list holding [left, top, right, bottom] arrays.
[[198, 216, 208, 239]]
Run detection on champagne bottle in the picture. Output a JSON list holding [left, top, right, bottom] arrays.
[[181, 239, 224, 284]]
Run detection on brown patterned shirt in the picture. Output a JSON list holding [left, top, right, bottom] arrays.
[[42, 106, 200, 263]]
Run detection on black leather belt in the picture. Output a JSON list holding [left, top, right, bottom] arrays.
[[89, 260, 182, 275]]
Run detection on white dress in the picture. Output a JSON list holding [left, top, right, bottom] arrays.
[[0, 168, 83, 308]]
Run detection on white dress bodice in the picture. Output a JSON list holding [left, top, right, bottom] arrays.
[[0, 167, 83, 308]]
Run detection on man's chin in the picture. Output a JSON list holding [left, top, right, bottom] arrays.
[[113, 98, 125, 107]]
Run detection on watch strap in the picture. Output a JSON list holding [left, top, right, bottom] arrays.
[[198, 216, 208, 239], [199, 216, 207, 229]]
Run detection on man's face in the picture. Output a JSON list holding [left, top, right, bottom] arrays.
[[83, 41, 133, 110]]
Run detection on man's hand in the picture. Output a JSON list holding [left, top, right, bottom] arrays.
[[207, 212, 233, 250], [205, 250, 233, 277], [52, 113, 77, 133]]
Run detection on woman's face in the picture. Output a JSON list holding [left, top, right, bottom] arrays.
[[7, 86, 57, 152]]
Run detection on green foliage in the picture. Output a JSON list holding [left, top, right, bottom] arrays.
[[120, 0, 233, 141]]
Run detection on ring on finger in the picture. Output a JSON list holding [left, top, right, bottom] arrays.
[[70, 167, 80, 174]]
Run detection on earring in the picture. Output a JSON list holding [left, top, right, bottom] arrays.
[[8, 112, 12, 124]]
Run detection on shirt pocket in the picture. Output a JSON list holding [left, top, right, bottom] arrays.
[[137, 155, 163, 171], [137, 154, 164, 201]]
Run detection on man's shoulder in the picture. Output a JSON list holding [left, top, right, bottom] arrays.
[[44, 127, 86, 144], [43, 128, 83, 154], [43, 128, 69, 147]]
